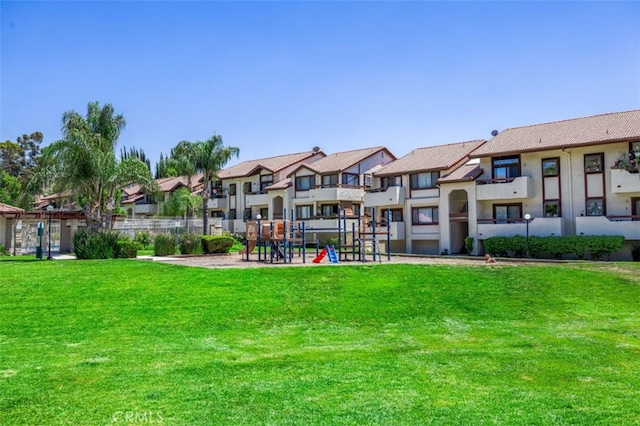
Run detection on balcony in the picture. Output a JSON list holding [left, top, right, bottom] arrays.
[[301, 185, 364, 203], [363, 186, 406, 207], [409, 224, 440, 239], [133, 204, 157, 215], [477, 216, 562, 239], [610, 169, 640, 194], [476, 176, 533, 200], [576, 216, 640, 240], [245, 191, 269, 207], [207, 196, 227, 209]]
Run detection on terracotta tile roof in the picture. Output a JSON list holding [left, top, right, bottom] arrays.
[[120, 194, 145, 205], [292, 146, 395, 175], [0, 202, 24, 214], [438, 163, 484, 183], [375, 140, 486, 176], [266, 178, 292, 191], [217, 150, 324, 179], [472, 110, 640, 157], [156, 174, 202, 193]]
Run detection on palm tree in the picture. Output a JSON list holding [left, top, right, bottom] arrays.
[[38, 102, 157, 231], [170, 135, 239, 235]]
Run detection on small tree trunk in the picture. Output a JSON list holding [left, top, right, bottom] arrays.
[[202, 195, 209, 235]]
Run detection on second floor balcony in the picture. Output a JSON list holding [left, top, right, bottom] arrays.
[[207, 196, 227, 209], [297, 185, 364, 203], [363, 186, 406, 207], [610, 169, 640, 194], [476, 176, 533, 200], [133, 203, 157, 215], [245, 191, 269, 207]]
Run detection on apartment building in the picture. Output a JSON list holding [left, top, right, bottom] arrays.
[[362, 110, 640, 259], [465, 109, 640, 258], [121, 174, 204, 218], [364, 140, 486, 254], [209, 149, 325, 233]]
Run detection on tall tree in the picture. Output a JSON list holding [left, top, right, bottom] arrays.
[[39, 102, 157, 231], [1, 131, 44, 209], [170, 135, 239, 235], [120, 146, 151, 172]]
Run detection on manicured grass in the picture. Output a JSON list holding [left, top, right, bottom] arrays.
[[1, 261, 639, 424]]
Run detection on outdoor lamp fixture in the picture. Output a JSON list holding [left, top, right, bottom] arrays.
[[524, 213, 531, 258], [46, 204, 54, 260]]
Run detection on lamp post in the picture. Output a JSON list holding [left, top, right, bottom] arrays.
[[256, 214, 262, 261], [524, 213, 531, 258], [46, 204, 54, 260]]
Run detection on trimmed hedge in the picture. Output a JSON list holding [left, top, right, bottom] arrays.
[[73, 230, 137, 259], [484, 235, 625, 260], [154, 233, 178, 256], [180, 234, 204, 255], [202, 235, 234, 254], [116, 239, 139, 259]]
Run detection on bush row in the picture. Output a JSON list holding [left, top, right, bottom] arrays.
[[484, 235, 625, 260], [154, 233, 234, 256], [73, 230, 139, 259]]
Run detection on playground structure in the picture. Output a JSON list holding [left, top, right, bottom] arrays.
[[240, 207, 392, 264]]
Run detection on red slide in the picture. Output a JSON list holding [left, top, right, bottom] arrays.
[[312, 248, 327, 263]]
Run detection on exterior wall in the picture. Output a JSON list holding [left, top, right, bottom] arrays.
[[0, 217, 6, 249]]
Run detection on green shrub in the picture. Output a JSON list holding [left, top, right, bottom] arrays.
[[73, 230, 121, 259], [484, 235, 624, 260], [0, 243, 9, 256], [116, 239, 139, 258], [134, 231, 153, 248], [180, 233, 204, 255], [464, 237, 474, 254], [202, 235, 234, 254], [154, 233, 177, 256]]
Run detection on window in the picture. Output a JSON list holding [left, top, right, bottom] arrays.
[[210, 211, 224, 218], [492, 155, 520, 180], [585, 154, 603, 173], [385, 208, 403, 222], [296, 205, 313, 219], [259, 207, 268, 218], [243, 208, 252, 221], [228, 184, 236, 196], [295, 175, 314, 191], [342, 173, 359, 187], [631, 141, 640, 156], [321, 204, 338, 217], [586, 198, 604, 216], [542, 158, 559, 176], [494, 204, 522, 224], [243, 182, 253, 194], [228, 209, 236, 220], [544, 201, 560, 217], [410, 172, 439, 189], [412, 207, 438, 225], [381, 176, 401, 188], [632, 197, 640, 221], [321, 174, 338, 188], [260, 175, 273, 192], [211, 181, 223, 198]]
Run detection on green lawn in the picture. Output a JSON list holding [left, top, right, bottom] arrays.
[[1, 260, 639, 425]]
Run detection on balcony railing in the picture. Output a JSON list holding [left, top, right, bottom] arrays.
[[476, 176, 533, 200], [207, 196, 227, 209], [298, 185, 364, 202], [610, 169, 640, 194], [363, 186, 406, 207], [245, 191, 269, 206], [133, 204, 157, 214]]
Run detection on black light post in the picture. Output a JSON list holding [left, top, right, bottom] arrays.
[[46, 204, 54, 260], [524, 213, 531, 258]]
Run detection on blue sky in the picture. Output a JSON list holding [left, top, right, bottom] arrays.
[[1, 1, 639, 169]]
